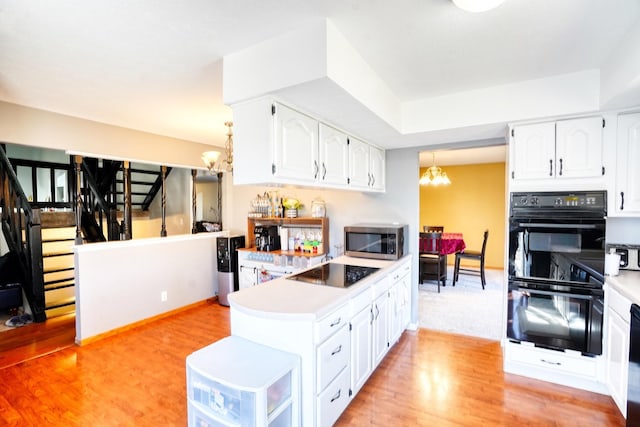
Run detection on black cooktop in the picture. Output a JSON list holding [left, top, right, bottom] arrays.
[[288, 263, 380, 288]]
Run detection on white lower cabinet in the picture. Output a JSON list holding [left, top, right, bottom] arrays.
[[316, 325, 350, 393], [606, 285, 631, 417], [372, 285, 390, 367], [350, 302, 373, 395], [317, 366, 350, 427], [238, 264, 258, 290]]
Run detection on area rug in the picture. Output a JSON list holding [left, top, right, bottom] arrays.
[[418, 267, 504, 341]]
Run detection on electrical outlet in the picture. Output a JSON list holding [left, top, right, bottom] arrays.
[[161, 291, 168, 302]]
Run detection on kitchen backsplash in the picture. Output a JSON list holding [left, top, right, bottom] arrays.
[[607, 217, 640, 244]]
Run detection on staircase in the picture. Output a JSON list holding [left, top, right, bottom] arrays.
[[1, 148, 170, 322], [41, 212, 76, 318]]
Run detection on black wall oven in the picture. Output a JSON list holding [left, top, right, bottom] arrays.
[[507, 191, 606, 356]]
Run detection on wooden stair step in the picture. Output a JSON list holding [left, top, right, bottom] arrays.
[[44, 279, 74, 290], [46, 298, 76, 311], [44, 266, 74, 274], [42, 251, 74, 258]]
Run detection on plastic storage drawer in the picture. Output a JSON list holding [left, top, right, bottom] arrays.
[[186, 336, 300, 427]]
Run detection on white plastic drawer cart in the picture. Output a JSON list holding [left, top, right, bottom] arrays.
[[186, 336, 300, 427]]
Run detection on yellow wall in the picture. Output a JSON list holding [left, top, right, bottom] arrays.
[[420, 162, 506, 269]]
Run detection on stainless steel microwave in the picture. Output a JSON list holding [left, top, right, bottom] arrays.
[[344, 224, 407, 260]]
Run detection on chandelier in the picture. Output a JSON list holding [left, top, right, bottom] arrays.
[[419, 153, 451, 186], [202, 121, 234, 174], [452, 0, 505, 12]]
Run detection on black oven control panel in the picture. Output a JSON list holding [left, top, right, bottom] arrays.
[[511, 191, 606, 210]]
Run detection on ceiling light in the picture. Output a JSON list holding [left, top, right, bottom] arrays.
[[452, 0, 505, 12], [419, 153, 451, 186], [201, 121, 234, 174]]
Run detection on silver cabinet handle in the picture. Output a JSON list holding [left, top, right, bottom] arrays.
[[331, 345, 342, 356], [559, 158, 563, 176], [330, 317, 341, 327], [314, 161, 319, 179], [322, 163, 327, 180], [540, 358, 561, 366], [330, 389, 341, 403], [549, 159, 553, 176]]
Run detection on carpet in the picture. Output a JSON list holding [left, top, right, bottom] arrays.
[[418, 267, 504, 341]]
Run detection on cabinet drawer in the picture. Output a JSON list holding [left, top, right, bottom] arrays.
[[187, 399, 226, 427], [507, 343, 597, 378], [316, 367, 350, 427], [315, 304, 350, 343], [316, 325, 350, 393], [608, 286, 631, 323]]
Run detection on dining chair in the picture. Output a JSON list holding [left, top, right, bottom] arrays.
[[419, 232, 447, 292], [423, 225, 444, 233], [453, 229, 489, 289]]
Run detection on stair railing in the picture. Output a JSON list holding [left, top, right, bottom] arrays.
[[0, 146, 46, 322]]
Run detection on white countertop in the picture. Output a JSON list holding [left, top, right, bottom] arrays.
[[606, 270, 640, 304], [228, 255, 401, 320]]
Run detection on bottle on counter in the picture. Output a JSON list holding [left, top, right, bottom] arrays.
[[280, 227, 289, 251]]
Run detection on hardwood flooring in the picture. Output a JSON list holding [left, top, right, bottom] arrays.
[[0, 300, 625, 426]]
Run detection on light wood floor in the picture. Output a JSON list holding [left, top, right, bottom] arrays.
[[0, 300, 625, 426]]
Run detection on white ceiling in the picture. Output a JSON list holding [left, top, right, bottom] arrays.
[[1, 0, 639, 164]]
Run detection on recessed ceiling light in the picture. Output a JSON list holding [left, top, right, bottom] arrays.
[[452, 0, 506, 13]]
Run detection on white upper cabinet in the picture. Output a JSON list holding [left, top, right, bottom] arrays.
[[614, 112, 640, 215], [369, 145, 385, 191], [273, 103, 319, 183], [349, 137, 385, 192], [510, 116, 604, 185], [318, 123, 349, 186], [348, 137, 370, 189], [556, 117, 604, 178], [511, 121, 556, 180], [232, 98, 384, 192]]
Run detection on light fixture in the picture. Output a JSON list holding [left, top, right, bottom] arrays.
[[419, 152, 451, 186], [452, 0, 505, 13], [202, 121, 234, 174]]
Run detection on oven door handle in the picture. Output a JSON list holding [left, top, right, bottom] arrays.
[[515, 287, 597, 300], [517, 223, 598, 229]]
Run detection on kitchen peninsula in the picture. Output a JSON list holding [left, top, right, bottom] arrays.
[[228, 255, 412, 427]]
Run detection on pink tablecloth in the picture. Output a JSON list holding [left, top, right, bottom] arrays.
[[440, 233, 465, 255], [419, 233, 465, 255]]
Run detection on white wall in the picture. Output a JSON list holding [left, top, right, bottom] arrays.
[[74, 232, 224, 343], [0, 101, 219, 169]]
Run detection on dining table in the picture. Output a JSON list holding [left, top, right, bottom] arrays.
[[419, 232, 466, 287], [439, 233, 466, 255]]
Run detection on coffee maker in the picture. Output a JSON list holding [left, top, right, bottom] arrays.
[[254, 225, 281, 251]]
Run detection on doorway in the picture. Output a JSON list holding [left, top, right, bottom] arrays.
[[417, 145, 507, 340]]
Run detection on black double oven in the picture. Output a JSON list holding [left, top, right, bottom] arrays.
[[507, 191, 606, 356]]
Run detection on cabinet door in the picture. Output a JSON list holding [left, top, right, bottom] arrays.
[[511, 122, 556, 180], [369, 145, 385, 191], [556, 117, 603, 179], [350, 306, 373, 395], [615, 113, 640, 214], [398, 271, 411, 332], [348, 137, 370, 189], [606, 307, 630, 416], [238, 265, 257, 290], [273, 103, 319, 183], [318, 123, 349, 186], [388, 282, 403, 345], [372, 291, 389, 367]]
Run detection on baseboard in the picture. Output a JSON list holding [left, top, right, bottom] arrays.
[[75, 297, 218, 346]]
